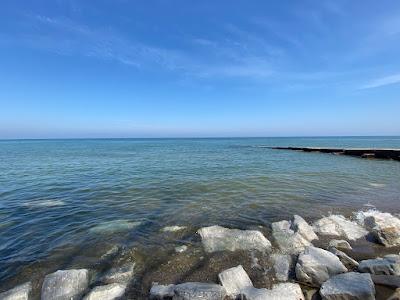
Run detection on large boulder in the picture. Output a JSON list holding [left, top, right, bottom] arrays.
[[99, 262, 135, 284], [173, 282, 226, 300], [358, 255, 400, 275], [313, 215, 367, 241], [329, 247, 359, 270], [319, 272, 375, 300], [271, 215, 317, 254], [0, 282, 32, 300], [357, 210, 400, 246], [242, 283, 305, 300], [150, 283, 176, 299], [41, 269, 89, 300], [197, 226, 271, 253], [218, 265, 253, 298], [295, 246, 347, 286], [83, 283, 126, 300], [271, 254, 292, 282]]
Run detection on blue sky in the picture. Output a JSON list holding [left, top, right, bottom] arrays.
[[1, 0, 400, 138]]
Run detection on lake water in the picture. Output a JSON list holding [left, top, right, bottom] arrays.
[[1, 137, 400, 296]]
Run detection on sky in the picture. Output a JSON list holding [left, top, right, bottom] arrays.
[[0, 0, 400, 138]]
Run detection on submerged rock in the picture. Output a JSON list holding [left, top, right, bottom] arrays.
[[328, 240, 352, 250], [271, 216, 316, 255], [41, 269, 89, 300], [99, 262, 135, 284], [173, 282, 226, 300], [358, 255, 400, 275], [0, 282, 32, 300], [357, 210, 400, 247], [218, 265, 253, 298], [319, 272, 375, 300], [197, 225, 271, 253], [150, 283, 176, 299], [295, 246, 347, 286], [313, 215, 367, 241], [329, 247, 359, 270], [175, 245, 188, 253], [83, 283, 126, 300], [89, 220, 141, 234], [242, 283, 305, 300], [162, 226, 187, 232], [271, 254, 292, 282]]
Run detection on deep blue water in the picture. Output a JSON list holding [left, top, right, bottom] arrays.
[[1, 137, 400, 288]]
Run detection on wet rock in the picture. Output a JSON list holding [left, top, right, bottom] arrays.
[[271, 219, 314, 255], [329, 247, 359, 269], [295, 246, 347, 286], [242, 283, 305, 300], [100, 262, 135, 284], [41, 269, 89, 300], [173, 282, 226, 300], [357, 210, 400, 247], [162, 226, 187, 232], [218, 265, 253, 298], [175, 245, 188, 253], [328, 240, 352, 250], [370, 274, 400, 288], [89, 220, 141, 234], [292, 215, 319, 242], [271, 254, 292, 282], [150, 283, 176, 299], [358, 255, 400, 275], [83, 283, 126, 300], [313, 215, 368, 241], [197, 225, 271, 253], [319, 272, 375, 300], [0, 282, 32, 300], [387, 288, 400, 300]]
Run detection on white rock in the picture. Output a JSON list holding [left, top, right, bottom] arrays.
[[329, 247, 359, 269], [197, 226, 271, 253], [292, 215, 319, 242], [358, 255, 400, 275], [357, 210, 400, 246], [162, 226, 187, 232], [150, 283, 176, 299], [173, 282, 226, 300], [218, 265, 253, 297], [271, 254, 292, 282], [313, 215, 368, 241], [41, 269, 89, 300], [242, 283, 305, 300], [271, 220, 313, 254], [0, 282, 32, 300], [175, 245, 188, 253], [320, 272, 375, 300], [328, 240, 352, 250], [296, 246, 347, 286], [100, 262, 135, 284], [83, 283, 126, 300]]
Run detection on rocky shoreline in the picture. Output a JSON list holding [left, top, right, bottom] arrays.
[[2, 209, 400, 299]]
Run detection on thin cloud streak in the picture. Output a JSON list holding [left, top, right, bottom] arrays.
[[360, 73, 400, 89]]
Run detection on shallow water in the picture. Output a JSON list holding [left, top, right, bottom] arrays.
[[1, 137, 400, 295]]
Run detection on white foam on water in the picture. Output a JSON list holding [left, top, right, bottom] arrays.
[[368, 183, 387, 188], [23, 199, 66, 207], [89, 220, 141, 234], [161, 225, 186, 232]]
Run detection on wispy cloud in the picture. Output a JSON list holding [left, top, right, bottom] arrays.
[[360, 73, 400, 89]]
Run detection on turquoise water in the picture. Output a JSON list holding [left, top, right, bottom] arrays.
[[1, 137, 400, 292]]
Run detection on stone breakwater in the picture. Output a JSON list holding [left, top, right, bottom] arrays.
[[3, 209, 400, 299]]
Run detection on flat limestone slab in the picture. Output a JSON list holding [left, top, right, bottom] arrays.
[[313, 215, 368, 241], [218, 265, 253, 297], [83, 283, 126, 300], [41, 269, 89, 300], [0, 282, 32, 300], [243, 283, 305, 300], [198, 225, 271, 253], [173, 282, 226, 300]]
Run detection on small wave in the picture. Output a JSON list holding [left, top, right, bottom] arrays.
[[89, 220, 141, 234], [23, 199, 66, 208], [368, 183, 387, 188]]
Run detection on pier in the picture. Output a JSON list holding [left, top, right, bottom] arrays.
[[268, 147, 400, 161]]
